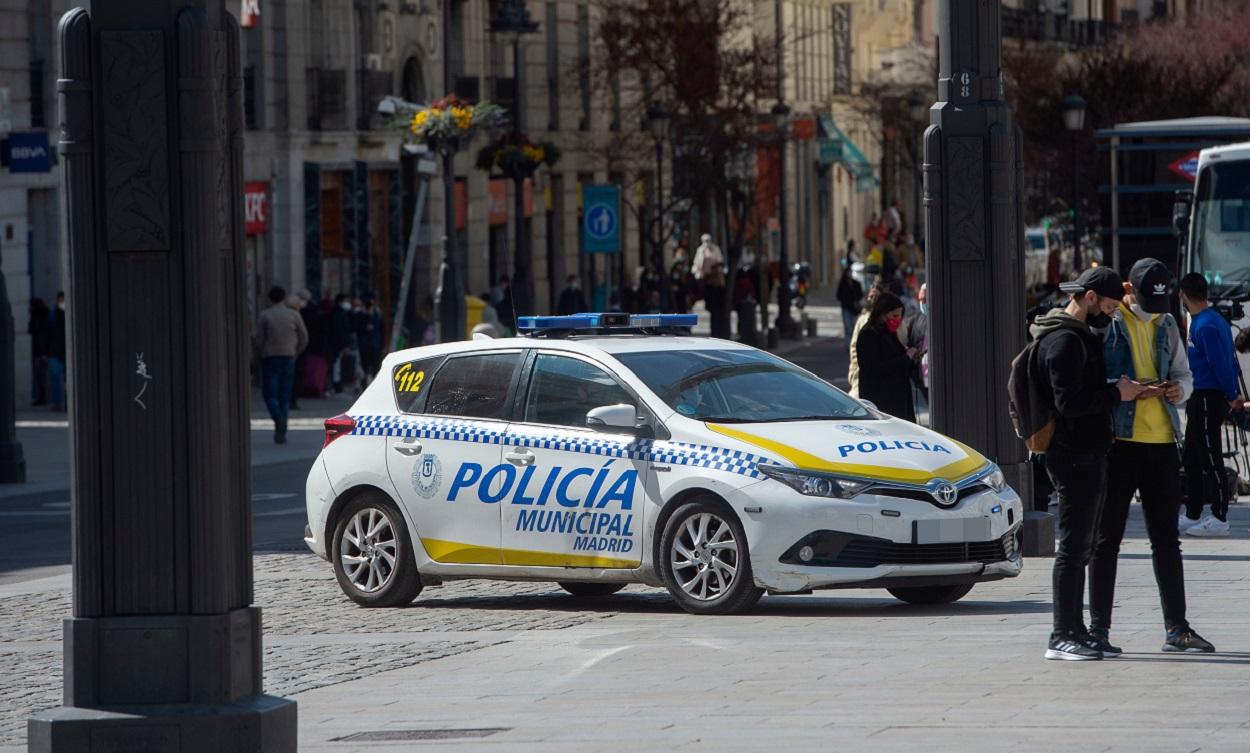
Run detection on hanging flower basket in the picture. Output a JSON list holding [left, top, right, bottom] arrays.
[[476, 131, 562, 180], [387, 93, 504, 152]]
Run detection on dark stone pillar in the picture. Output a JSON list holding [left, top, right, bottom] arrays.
[[0, 249, 24, 483], [28, 4, 296, 751], [924, 0, 1032, 511]]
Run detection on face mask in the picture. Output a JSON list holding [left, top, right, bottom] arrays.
[[57, 302, 66, 311], [886, 318, 902, 333], [340, 302, 352, 311], [1087, 310, 1112, 328], [1130, 303, 1156, 323], [570, 282, 579, 290], [919, 303, 927, 315]]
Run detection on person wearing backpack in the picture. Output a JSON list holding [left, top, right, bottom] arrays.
[[1028, 267, 1146, 660], [1088, 259, 1213, 656]]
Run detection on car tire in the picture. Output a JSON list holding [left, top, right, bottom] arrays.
[[558, 582, 626, 598], [659, 498, 763, 615], [331, 494, 423, 608], [887, 583, 974, 605]]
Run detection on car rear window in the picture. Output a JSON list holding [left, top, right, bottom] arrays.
[[424, 352, 521, 420], [391, 355, 445, 413]]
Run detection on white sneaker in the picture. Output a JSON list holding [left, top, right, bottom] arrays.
[[1178, 512, 1201, 533], [1185, 514, 1231, 537]]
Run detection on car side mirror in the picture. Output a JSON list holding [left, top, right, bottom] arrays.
[[586, 404, 649, 436], [1173, 190, 1193, 235]]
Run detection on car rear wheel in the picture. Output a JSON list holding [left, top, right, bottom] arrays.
[[659, 499, 763, 615], [558, 582, 626, 598], [332, 494, 423, 608], [887, 583, 974, 605]]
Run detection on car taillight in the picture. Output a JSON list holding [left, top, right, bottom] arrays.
[[324, 414, 356, 448]]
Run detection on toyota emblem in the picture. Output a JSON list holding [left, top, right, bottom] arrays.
[[929, 480, 958, 506]]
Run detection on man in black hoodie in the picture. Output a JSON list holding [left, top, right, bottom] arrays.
[[1030, 267, 1145, 661]]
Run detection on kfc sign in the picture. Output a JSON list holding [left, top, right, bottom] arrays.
[[241, 0, 259, 28], [245, 181, 268, 235]]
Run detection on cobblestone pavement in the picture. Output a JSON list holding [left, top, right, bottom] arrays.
[[0, 552, 645, 748]]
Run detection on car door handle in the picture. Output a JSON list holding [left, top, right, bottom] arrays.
[[505, 449, 535, 466], [393, 440, 423, 457]]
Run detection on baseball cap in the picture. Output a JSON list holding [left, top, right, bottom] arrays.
[[1059, 266, 1125, 301], [1128, 258, 1174, 314]]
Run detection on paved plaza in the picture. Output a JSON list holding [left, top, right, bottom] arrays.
[[2, 501, 1247, 752]]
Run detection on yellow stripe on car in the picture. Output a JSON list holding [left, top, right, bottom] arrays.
[[705, 424, 988, 484], [422, 538, 640, 569]]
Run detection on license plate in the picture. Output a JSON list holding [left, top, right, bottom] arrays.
[[915, 516, 991, 545]]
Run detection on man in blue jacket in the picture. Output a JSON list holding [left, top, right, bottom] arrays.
[[1179, 273, 1241, 538]]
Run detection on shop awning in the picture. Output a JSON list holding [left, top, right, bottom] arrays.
[[819, 117, 880, 193]]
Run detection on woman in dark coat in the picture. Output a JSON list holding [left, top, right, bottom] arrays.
[[855, 290, 918, 422]]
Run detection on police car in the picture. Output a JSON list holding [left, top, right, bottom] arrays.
[[305, 313, 1023, 615]]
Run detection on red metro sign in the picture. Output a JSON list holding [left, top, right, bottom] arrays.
[[1168, 151, 1200, 183]]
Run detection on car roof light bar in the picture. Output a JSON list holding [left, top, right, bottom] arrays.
[[516, 313, 698, 335]]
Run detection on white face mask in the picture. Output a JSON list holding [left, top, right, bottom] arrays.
[[340, 302, 352, 311], [1130, 303, 1156, 323]]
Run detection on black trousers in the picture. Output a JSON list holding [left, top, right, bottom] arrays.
[[1184, 390, 1230, 522], [1045, 445, 1108, 634], [1089, 441, 1188, 633]]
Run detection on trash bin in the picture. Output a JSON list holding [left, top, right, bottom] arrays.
[[464, 295, 485, 340]]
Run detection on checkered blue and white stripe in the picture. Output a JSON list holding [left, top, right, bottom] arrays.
[[350, 414, 774, 479]]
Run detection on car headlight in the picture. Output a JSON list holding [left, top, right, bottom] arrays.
[[983, 465, 1009, 493], [757, 464, 873, 500]]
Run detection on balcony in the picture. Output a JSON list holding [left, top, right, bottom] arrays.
[[1001, 8, 1117, 48]]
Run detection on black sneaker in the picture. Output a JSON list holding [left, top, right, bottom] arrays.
[[1045, 631, 1103, 661], [1085, 628, 1122, 657], [1163, 628, 1215, 653]]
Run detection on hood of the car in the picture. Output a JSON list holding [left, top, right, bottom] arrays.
[[703, 418, 989, 484]]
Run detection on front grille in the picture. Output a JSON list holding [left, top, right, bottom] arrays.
[[781, 529, 1014, 569], [872, 483, 990, 507]]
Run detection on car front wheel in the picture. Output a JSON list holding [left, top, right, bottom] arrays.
[[331, 494, 423, 608], [887, 583, 974, 605], [659, 499, 763, 615]]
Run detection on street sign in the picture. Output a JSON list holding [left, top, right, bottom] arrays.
[[582, 184, 620, 253], [1167, 150, 1200, 183]]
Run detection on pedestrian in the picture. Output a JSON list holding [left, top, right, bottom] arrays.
[[1178, 272, 1241, 537], [48, 291, 67, 412], [356, 293, 385, 386], [669, 254, 690, 314], [27, 298, 51, 406], [884, 198, 903, 240], [835, 257, 863, 356], [1088, 258, 1214, 655], [557, 275, 588, 316], [846, 285, 882, 398], [855, 290, 918, 422], [494, 275, 515, 332], [900, 283, 929, 398], [1030, 267, 1145, 660], [257, 285, 308, 444], [331, 294, 356, 393]]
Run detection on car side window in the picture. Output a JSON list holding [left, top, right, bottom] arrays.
[[391, 356, 445, 414], [425, 352, 520, 420], [523, 354, 636, 429]]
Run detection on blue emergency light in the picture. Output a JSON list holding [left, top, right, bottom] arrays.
[[517, 313, 698, 332]]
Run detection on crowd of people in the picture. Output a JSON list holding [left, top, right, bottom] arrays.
[[1023, 260, 1240, 661]]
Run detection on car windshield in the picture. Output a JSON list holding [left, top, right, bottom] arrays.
[[615, 349, 871, 422], [1191, 160, 1250, 299]]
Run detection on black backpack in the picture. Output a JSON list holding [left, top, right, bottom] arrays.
[[1008, 330, 1083, 453]]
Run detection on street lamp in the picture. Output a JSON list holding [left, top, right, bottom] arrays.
[[646, 101, 670, 309], [436, 0, 462, 341], [909, 92, 926, 249], [771, 100, 796, 339], [490, 0, 540, 318], [1062, 92, 1087, 272]]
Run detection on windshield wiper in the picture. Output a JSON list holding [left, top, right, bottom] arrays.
[[773, 415, 867, 422], [697, 416, 755, 424]]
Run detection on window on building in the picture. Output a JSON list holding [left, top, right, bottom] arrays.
[[577, 4, 591, 131], [546, 2, 560, 131]]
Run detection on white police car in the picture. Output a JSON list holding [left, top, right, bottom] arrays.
[[305, 313, 1023, 615]]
